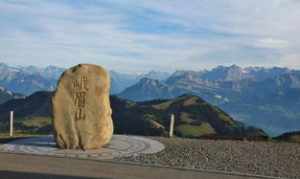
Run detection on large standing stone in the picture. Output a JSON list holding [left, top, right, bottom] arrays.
[[52, 64, 113, 150]]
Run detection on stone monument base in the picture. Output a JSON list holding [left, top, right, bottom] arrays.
[[0, 135, 164, 160]]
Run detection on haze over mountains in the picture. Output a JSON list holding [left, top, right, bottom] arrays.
[[0, 63, 299, 135], [0, 63, 170, 95], [0, 63, 63, 95]]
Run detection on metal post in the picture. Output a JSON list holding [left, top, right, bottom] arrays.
[[9, 111, 14, 137], [169, 114, 175, 137]]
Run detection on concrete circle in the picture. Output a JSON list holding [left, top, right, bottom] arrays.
[[0, 135, 164, 160]]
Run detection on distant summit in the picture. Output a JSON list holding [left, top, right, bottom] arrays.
[[110, 70, 171, 94], [138, 71, 171, 81], [119, 78, 178, 101]]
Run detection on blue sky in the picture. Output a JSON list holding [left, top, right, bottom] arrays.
[[0, 0, 299, 73]]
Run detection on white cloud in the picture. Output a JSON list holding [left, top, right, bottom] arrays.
[[255, 38, 289, 49], [0, 0, 299, 72]]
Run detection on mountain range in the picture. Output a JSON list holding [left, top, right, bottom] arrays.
[[118, 65, 300, 135], [0, 63, 170, 95], [0, 63, 64, 95], [0, 91, 267, 139], [0, 63, 299, 135]]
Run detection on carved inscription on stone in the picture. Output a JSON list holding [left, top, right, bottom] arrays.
[[53, 64, 113, 149], [72, 76, 88, 121]]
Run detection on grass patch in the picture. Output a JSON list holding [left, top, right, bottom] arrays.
[[152, 101, 173, 110], [19, 117, 52, 128], [217, 112, 235, 126], [0, 117, 53, 136], [176, 123, 216, 138], [183, 96, 198, 106], [180, 112, 195, 124]]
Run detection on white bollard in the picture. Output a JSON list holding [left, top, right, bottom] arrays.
[[169, 114, 175, 137], [9, 111, 14, 137]]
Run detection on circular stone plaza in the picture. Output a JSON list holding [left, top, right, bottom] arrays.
[[0, 135, 165, 160]]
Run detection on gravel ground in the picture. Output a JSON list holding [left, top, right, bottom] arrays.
[[118, 137, 300, 179]]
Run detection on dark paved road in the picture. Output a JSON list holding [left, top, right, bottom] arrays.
[[0, 153, 276, 179]]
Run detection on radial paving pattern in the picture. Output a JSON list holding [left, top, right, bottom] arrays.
[[0, 135, 164, 160]]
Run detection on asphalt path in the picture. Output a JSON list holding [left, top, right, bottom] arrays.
[[0, 153, 278, 179]]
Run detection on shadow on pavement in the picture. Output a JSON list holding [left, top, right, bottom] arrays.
[[0, 137, 32, 144], [0, 171, 113, 179]]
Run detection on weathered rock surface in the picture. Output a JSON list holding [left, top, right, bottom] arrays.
[[52, 64, 113, 150]]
